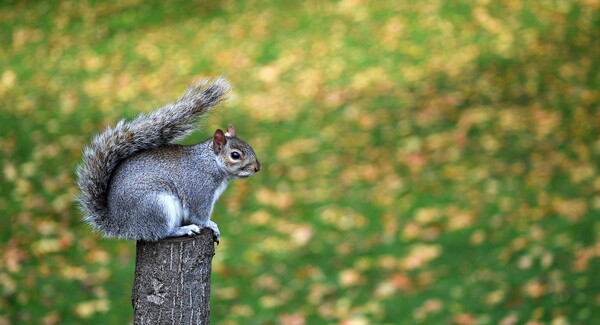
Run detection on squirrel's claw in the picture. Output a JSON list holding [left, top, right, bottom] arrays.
[[203, 220, 221, 245]]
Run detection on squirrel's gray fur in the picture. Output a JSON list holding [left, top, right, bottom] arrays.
[[76, 78, 260, 242]]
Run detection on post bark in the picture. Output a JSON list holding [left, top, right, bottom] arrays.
[[131, 229, 215, 325]]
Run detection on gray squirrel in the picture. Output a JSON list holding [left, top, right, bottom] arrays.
[[76, 78, 261, 243]]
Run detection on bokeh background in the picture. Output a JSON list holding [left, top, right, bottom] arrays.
[[1, 1, 599, 324]]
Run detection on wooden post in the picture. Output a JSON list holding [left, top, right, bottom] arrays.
[[131, 229, 215, 325]]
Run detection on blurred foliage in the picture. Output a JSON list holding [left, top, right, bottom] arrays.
[[1, 0, 599, 324]]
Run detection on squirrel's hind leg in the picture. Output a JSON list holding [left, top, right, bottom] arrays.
[[105, 192, 184, 241], [166, 223, 219, 244], [167, 224, 202, 237]]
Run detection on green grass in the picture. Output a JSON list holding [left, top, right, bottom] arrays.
[[1, 0, 599, 324]]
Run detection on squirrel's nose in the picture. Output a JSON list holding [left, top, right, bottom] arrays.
[[254, 162, 261, 172]]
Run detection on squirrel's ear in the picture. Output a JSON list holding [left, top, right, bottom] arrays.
[[213, 129, 227, 154], [225, 124, 236, 137]]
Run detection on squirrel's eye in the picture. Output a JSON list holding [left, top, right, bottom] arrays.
[[230, 151, 241, 160]]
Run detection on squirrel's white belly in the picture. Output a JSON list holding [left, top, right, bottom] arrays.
[[209, 181, 229, 215], [158, 193, 185, 228]]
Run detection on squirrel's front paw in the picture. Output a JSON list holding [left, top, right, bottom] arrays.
[[204, 220, 221, 245]]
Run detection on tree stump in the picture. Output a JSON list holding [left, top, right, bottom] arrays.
[[132, 229, 215, 325]]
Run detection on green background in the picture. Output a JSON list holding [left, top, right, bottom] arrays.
[[1, 0, 599, 324]]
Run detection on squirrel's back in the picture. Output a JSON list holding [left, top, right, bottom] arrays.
[[76, 78, 232, 233]]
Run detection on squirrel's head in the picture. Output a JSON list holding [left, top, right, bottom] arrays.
[[212, 124, 261, 179]]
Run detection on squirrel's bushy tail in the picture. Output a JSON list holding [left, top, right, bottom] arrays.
[[76, 78, 231, 229]]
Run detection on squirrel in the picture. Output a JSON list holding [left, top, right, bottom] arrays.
[[76, 77, 261, 243]]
